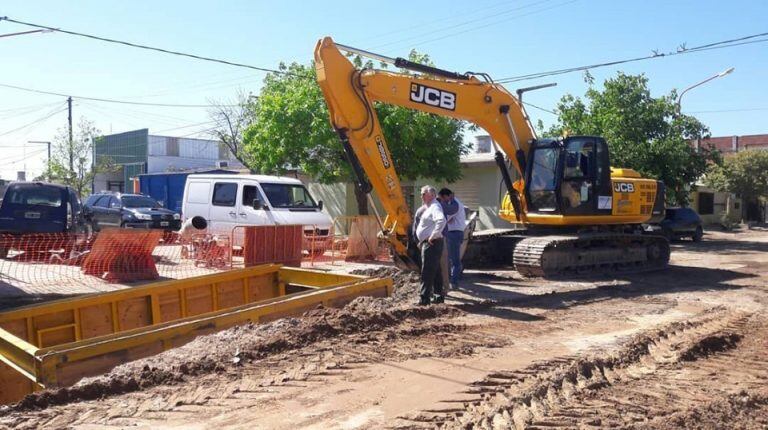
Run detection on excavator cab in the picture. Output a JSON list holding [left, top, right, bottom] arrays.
[[525, 136, 612, 217]]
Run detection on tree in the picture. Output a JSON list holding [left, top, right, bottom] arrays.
[[242, 52, 469, 214], [543, 72, 719, 206], [208, 90, 257, 171], [706, 150, 768, 220], [42, 117, 115, 196]]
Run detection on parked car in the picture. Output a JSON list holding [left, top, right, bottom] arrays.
[[0, 182, 88, 258], [181, 174, 333, 253], [84, 192, 181, 232], [656, 207, 704, 242], [0, 182, 86, 234]]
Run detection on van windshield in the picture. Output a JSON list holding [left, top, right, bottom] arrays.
[[260, 183, 317, 208]]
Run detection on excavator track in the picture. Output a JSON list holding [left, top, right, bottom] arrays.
[[513, 233, 670, 277]]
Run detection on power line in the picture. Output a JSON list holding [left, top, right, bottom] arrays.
[[370, 0, 557, 51], [0, 16, 306, 78], [0, 104, 67, 137], [496, 31, 768, 83], [0, 148, 47, 168], [354, 0, 517, 45], [522, 101, 556, 115], [0, 82, 237, 108]]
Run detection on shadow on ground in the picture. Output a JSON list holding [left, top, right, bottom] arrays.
[[452, 264, 757, 320]]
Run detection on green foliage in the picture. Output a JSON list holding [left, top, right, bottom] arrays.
[[545, 72, 719, 206], [242, 53, 469, 196], [706, 149, 768, 208], [40, 118, 116, 197]]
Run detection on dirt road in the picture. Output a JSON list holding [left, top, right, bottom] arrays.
[[1, 229, 767, 429]]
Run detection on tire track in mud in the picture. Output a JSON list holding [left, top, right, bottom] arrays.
[[0, 310, 504, 430], [404, 308, 768, 429]]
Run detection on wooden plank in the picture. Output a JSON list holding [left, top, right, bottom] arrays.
[[185, 285, 213, 317], [0, 319, 27, 342], [37, 324, 77, 348], [217, 279, 246, 309], [250, 274, 280, 302], [79, 303, 113, 340], [158, 291, 182, 323], [0, 359, 36, 405], [150, 294, 161, 325], [117, 297, 152, 331], [32, 310, 75, 337], [55, 340, 164, 387]]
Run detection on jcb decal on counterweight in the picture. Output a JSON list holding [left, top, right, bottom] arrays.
[[375, 136, 391, 168], [409, 83, 456, 111], [613, 182, 635, 193]]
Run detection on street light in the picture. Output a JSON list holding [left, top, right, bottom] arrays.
[[677, 67, 735, 114]]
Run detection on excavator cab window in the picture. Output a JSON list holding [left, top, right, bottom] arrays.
[[527, 142, 560, 212], [560, 137, 612, 216]]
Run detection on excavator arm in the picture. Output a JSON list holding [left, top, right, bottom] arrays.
[[314, 37, 535, 268]]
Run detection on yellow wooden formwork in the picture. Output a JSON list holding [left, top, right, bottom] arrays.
[[0, 264, 392, 405]]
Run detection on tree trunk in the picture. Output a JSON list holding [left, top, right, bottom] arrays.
[[353, 186, 369, 216]]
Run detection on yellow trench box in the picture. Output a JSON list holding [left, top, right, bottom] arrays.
[[0, 264, 392, 405]]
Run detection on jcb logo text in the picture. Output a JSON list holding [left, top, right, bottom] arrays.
[[409, 84, 456, 111], [613, 182, 635, 193]]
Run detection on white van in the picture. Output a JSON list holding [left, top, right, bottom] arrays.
[[181, 174, 333, 250]]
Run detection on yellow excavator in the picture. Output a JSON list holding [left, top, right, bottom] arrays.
[[314, 37, 669, 277]]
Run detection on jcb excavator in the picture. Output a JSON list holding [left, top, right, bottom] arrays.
[[314, 37, 669, 277]]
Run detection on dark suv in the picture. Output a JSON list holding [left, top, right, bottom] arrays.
[[0, 182, 86, 234], [659, 207, 704, 242], [84, 192, 181, 231]]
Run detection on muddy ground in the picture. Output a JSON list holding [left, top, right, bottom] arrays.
[[1, 228, 767, 429]]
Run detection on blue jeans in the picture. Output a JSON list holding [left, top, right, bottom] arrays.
[[445, 230, 463, 284]]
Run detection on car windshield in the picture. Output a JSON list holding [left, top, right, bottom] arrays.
[[260, 183, 317, 208], [122, 196, 160, 208], [5, 185, 62, 207]]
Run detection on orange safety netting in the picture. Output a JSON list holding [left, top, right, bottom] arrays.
[[0, 222, 392, 298]]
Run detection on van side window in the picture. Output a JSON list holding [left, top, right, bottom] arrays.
[[187, 182, 210, 204], [242, 185, 264, 207], [95, 196, 111, 208], [212, 183, 237, 207]]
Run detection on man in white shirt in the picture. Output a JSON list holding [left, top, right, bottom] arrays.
[[414, 185, 446, 305]]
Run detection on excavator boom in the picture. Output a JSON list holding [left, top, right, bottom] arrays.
[[314, 37, 533, 267]]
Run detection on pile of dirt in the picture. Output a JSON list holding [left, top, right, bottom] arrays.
[[4, 289, 461, 413], [647, 390, 768, 429], [352, 266, 419, 306]]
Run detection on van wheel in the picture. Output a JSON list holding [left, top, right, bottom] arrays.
[[692, 226, 703, 242]]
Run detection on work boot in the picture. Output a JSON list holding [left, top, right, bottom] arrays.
[[432, 295, 445, 304], [418, 297, 431, 306]]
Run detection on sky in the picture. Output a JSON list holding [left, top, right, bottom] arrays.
[[0, 0, 766, 180]]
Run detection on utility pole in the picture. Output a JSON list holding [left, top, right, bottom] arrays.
[[67, 96, 73, 173]]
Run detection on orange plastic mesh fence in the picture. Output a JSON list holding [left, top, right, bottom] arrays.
[[0, 222, 389, 298]]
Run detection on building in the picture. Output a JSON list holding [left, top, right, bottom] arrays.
[[690, 134, 768, 223], [93, 129, 244, 193]]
